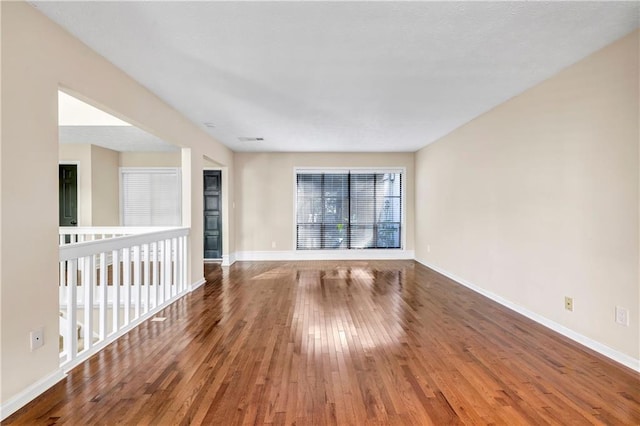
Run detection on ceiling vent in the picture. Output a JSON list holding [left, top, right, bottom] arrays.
[[238, 137, 264, 142]]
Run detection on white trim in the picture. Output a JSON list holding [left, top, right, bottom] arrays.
[[415, 258, 640, 373], [190, 277, 206, 291], [223, 252, 237, 266], [295, 166, 406, 175], [0, 369, 66, 421], [59, 227, 189, 261], [235, 249, 414, 262]]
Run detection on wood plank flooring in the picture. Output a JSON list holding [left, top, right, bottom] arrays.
[[4, 260, 639, 425]]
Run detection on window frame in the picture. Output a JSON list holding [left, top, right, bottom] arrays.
[[293, 167, 406, 251]]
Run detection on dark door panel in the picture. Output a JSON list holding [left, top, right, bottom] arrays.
[[203, 170, 222, 259], [59, 164, 78, 227]]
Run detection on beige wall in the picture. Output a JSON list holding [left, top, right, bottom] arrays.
[[91, 145, 119, 226], [119, 151, 181, 168], [1, 1, 233, 405], [415, 31, 639, 361], [234, 152, 415, 253]]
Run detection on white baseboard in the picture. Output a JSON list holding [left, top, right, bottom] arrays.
[[221, 253, 237, 266], [0, 368, 66, 421], [190, 277, 206, 291], [233, 249, 415, 262], [415, 258, 640, 373]]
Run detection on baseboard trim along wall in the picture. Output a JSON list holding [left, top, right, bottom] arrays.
[[190, 278, 207, 291], [415, 258, 640, 373], [232, 249, 415, 262], [0, 369, 66, 421]]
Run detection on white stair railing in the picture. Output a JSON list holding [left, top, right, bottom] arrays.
[[59, 227, 189, 371]]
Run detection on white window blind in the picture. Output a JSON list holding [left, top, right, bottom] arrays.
[[296, 170, 402, 250], [121, 168, 182, 226]]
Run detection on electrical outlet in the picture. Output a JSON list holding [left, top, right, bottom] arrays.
[[427, 245, 431, 253], [564, 297, 573, 312], [615, 306, 629, 326], [30, 327, 44, 351], [271, 241, 277, 249]]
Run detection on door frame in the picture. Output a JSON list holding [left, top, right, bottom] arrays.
[[59, 161, 82, 227]]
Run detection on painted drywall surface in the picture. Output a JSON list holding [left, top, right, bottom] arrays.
[[1, 2, 233, 404], [415, 31, 639, 360], [189, 153, 204, 280], [59, 143, 92, 226], [118, 151, 181, 168], [90, 145, 119, 226], [234, 152, 415, 253]]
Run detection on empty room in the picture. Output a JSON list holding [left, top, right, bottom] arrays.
[[1, 1, 638, 425]]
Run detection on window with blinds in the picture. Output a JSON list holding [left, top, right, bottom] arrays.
[[296, 170, 402, 250], [120, 168, 182, 226]]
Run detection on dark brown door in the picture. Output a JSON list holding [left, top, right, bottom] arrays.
[[59, 164, 78, 227], [203, 170, 222, 259]]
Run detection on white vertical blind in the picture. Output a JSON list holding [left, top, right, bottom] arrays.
[[121, 168, 181, 226], [296, 170, 402, 250]]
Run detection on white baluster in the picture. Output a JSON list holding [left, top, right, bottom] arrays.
[[133, 245, 141, 319], [112, 249, 120, 333], [66, 259, 78, 362], [99, 251, 107, 340], [143, 243, 150, 314], [83, 255, 94, 352], [123, 247, 131, 325]]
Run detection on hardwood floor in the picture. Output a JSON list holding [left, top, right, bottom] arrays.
[[4, 261, 639, 425]]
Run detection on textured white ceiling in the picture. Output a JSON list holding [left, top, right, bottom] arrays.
[[34, 1, 639, 153]]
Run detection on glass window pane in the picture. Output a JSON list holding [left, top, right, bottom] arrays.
[[297, 197, 322, 223], [351, 197, 374, 224], [297, 174, 322, 197], [323, 174, 348, 197], [350, 226, 374, 249], [323, 197, 348, 223], [376, 173, 401, 197], [323, 224, 348, 249], [376, 223, 401, 248], [377, 197, 401, 223], [350, 174, 374, 197], [297, 225, 322, 249]]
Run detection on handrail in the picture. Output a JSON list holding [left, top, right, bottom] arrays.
[[59, 226, 176, 235], [59, 227, 189, 261]]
